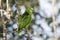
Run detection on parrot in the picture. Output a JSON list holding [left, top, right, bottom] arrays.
[[17, 7, 33, 34]]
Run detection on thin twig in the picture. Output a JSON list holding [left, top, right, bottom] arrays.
[[6, 0, 9, 12], [0, 0, 1, 8], [0, 0, 6, 40], [52, 0, 57, 40]]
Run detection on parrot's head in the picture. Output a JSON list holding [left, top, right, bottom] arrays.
[[26, 7, 33, 14]]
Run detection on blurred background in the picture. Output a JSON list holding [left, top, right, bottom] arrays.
[[0, 0, 60, 40]]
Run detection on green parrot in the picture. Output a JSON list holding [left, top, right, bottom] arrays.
[[17, 7, 33, 34]]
